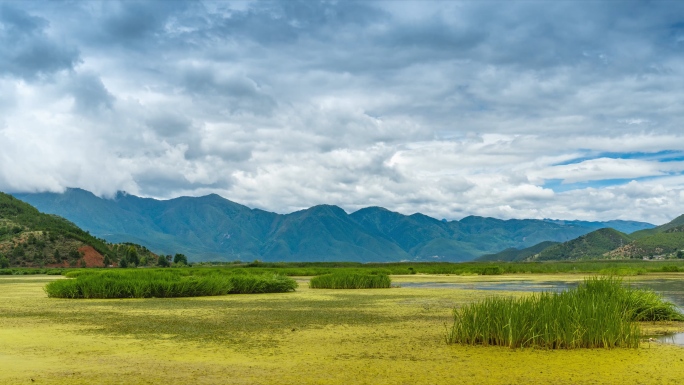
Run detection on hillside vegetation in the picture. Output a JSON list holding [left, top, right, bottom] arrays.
[[476, 241, 559, 262], [525, 214, 684, 261], [607, 225, 684, 259], [528, 228, 633, 261], [0, 193, 157, 268]]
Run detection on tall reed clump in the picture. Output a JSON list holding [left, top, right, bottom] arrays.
[[309, 272, 391, 289], [446, 276, 683, 349], [45, 270, 297, 299]]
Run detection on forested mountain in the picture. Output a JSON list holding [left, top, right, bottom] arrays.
[[0, 193, 156, 268], [12, 188, 656, 262]]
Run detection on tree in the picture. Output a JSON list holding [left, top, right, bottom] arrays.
[[119, 258, 128, 268], [173, 253, 188, 265], [677, 250, 684, 259], [157, 255, 170, 267], [126, 246, 139, 266], [0, 255, 9, 268], [103, 254, 112, 267]]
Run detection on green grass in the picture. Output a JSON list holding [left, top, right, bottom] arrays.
[[309, 272, 391, 289], [44, 269, 297, 298], [446, 277, 684, 349], [195, 260, 684, 276]]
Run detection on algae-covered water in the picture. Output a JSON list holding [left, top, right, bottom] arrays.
[[1, 274, 684, 384]]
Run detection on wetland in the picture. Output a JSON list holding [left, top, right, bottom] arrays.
[[1, 273, 684, 384]]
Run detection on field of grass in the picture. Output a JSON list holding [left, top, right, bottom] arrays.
[[2, 273, 684, 384], [309, 272, 391, 289], [196, 259, 684, 276], [44, 269, 297, 298]]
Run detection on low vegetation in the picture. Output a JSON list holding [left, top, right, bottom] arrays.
[[309, 272, 391, 289], [446, 277, 684, 349], [44, 269, 297, 298], [197, 259, 684, 277]]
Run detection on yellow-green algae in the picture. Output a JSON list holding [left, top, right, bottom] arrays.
[[1, 274, 684, 384]]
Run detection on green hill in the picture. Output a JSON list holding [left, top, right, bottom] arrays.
[[606, 225, 684, 259], [529, 228, 633, 261], [630, 214, 684, 239], [475, 241, 559, 262], [0, 193, 156, 268]]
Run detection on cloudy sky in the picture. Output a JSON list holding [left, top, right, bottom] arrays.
[[1, 0, 684, 224]]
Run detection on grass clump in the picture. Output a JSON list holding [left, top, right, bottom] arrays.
[[446, 276, 684, 349], [309, 272, 391, 289], [45, 270, 297, 299]]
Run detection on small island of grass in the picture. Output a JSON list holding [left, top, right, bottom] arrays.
[[446, 276, 684, 349], [309, 272, 391, 289], [44, 269, 297, 298]]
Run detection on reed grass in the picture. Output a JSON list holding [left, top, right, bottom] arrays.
[[45, 270, 297, 298], [309, 272, 391, 289], [446, 276, 683, 349]]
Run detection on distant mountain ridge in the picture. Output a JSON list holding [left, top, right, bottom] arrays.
[[12, 188, 656, 262], [484, 214, 684, 262]]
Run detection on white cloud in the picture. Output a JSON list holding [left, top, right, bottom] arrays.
[[1, 1, 684, 225]]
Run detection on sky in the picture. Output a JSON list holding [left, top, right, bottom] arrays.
[[1, 0, 684, 224]]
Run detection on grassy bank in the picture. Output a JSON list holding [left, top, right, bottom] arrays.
[[309, 272, 391, 289], [44, 269, 297, 298], [446, 277, 683, 349]]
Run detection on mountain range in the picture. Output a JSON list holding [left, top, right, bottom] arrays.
[[12, 188, 656, 262]]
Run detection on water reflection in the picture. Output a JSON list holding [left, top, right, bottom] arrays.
[[399, 281, 578, 292]]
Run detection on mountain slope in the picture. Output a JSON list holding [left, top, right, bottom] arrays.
[[528, 228, 633, 261], [629, 214, 684, 239], [607, 224, 684, 259], [0, 192, 155, 268], [475, 241, 560, 262], [12, 188, 657, 262]]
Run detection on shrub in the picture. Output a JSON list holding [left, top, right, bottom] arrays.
[[480, 266, 504, 275], [309, 272, 391, 289]]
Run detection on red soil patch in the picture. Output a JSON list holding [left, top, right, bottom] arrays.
[[79, 246, 105, 267]]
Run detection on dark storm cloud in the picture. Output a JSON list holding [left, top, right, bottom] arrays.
[[206, 0, 387, 45], [0, 4, 79, 79], [69, 72, 114, 114], [181, 66, 277, 116]]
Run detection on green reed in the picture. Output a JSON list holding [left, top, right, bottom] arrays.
[[446, 276, 683, 349], [309, 272, 391, 289], [44, 270, 297, 298]]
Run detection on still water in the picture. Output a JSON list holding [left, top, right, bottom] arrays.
[[401, 277, 684, 345]]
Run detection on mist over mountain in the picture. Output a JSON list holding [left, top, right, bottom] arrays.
[[13, 189, 655, 262]]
